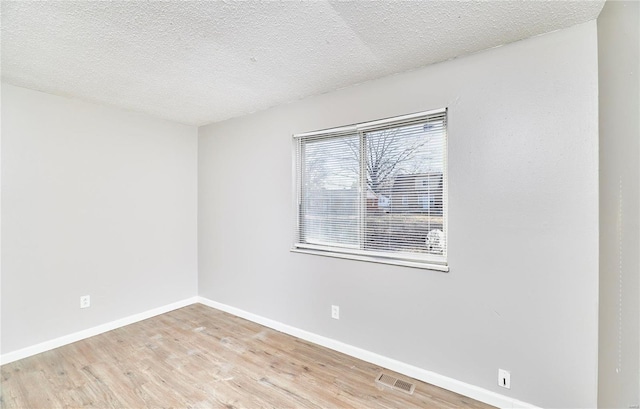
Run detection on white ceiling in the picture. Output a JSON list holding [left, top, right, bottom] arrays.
[[1, 1, 604, 126]]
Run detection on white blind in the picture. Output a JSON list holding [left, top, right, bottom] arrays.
[[294, 109, 447, 267]]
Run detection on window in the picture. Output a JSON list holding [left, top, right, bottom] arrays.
[[293, 108, 447, 271]]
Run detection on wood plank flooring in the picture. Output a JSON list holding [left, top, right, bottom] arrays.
[[1, 304, 495, 408]]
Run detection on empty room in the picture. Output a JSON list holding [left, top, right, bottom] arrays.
[[1, 1, 638, 408]]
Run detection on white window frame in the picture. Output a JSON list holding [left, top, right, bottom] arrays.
[[291, 108, 448, 272]]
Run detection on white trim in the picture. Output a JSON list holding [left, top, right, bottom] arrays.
[[294, 124, 356, 138], [0, 297, 198, 365], [291, 247, 449, 272], [293, 108, 447, 138], [356, 107, 446, 132], [1, 296, 539, 409], [197, 296, 539, 409]]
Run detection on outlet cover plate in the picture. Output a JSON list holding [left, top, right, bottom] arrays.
[[331, 305, 339, 319], [80, 295, 91, 309], [498, 369, 511, 389]]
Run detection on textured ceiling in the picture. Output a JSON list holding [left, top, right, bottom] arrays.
[[1, 1, 604, 126]]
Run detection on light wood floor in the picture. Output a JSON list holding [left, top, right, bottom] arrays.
[[1, 304, 495, 408]]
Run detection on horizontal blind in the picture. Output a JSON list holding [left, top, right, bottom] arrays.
[[294, 109, 447, 266], [297, 132, 361, 249]]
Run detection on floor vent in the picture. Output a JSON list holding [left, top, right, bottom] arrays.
[[375, 372, 416, 395]]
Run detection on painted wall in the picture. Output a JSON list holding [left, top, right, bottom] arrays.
[[1, 84, 198, 354], [598, 1, 640, 407], [198, 22, 599, 408]]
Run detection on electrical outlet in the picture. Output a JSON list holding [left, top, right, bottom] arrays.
[[80, 295, 91, 309], [498, 369, 511, 389], [331, 305, 340, 320]]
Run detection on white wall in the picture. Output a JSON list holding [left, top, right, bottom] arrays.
[[1, 84, 198, 355], [198, 22, 599, 408], [598, 1, 640, 407]]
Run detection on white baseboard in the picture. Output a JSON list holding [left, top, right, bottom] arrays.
[[0, 296, 198, 365], [197, 296, 539, 409], [1, 295, 538, 409]]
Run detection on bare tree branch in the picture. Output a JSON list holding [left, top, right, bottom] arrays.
[[340, 126, 429, 195]]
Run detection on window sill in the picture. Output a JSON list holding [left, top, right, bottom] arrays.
[[290, 248, 449, 272]]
